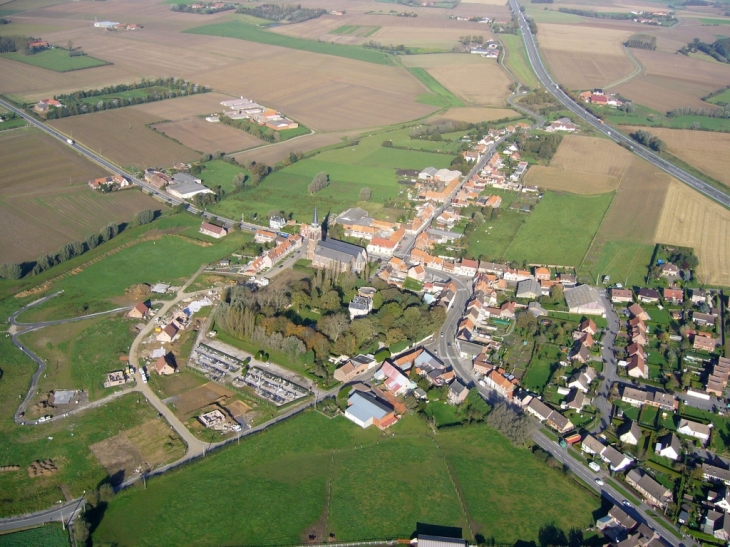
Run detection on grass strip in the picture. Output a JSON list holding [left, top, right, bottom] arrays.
[[406, 67, 464, 108], [606, 478, 641, 506]]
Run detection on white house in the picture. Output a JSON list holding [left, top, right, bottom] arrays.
[[677, 418, 711, 444], [619, 421, 641, 446], [655, 433, 681, 460]]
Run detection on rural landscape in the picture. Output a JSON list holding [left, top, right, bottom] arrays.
[[1, 0, 730, 545]]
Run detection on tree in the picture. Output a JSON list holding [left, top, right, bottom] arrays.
[[73, 519, 90, 542], [132, 208, 154, 226], [320, 290, 341, 311], [0, 263, 22, 280], [359, 187, 372, 201], [318, 312, 350, 342], [232, 172, 247, 188], [382, 140, 393, 148], [86, 233, 99, 250], [308, 171, 329, 194], [57, 243, 74, 262]]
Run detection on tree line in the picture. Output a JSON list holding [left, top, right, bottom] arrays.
[[517, 133, 562, 160], [362, 40, 411, 54], [217, 115, 286, 144], [625, 33, 656, 50], [558, 8, 634, 19], [236, 4, 326, 23], [0, 210, 156, 280], [170, 2, 234, 14], [679, 37, 730, 63], [668, 105, 730, 119], [630, 129, 667, 152]]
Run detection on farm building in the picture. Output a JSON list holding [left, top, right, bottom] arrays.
[[344, 391, 396, 430], [200, 222, 228, 239], [564, 285, 606, 316], [167, 181, 214, 200]]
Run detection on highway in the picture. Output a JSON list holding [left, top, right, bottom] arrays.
[[508, 0, 730, 208], [0, 97, 267, 233]]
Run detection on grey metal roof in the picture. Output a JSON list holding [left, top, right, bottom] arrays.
[[565, 285, 605, 310], [172, 173, 200, 185], [419, 536, 466, 547], [336, 207, 370, 225], [315, 239, 365, 263], [347, 392, 392, 422]]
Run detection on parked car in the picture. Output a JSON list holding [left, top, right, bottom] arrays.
[[622, 500, 632, 508]]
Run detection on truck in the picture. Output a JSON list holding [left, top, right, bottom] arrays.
[[66, 138, 74, 145]]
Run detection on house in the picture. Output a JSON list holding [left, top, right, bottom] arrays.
[[601, 445, 634, 472], [611, 288, 634, 303], [621, 386, 677, 411], [200, 222, 228, 239], [458, 259, 478, 278], [622, 386, 648, 407], [568, 367, 596, 393], [534, 267, 551, 281], [34, 98, 64, 113], [154, 353, 176, 375], [418, 536, 467, 547], [375, 361, 412, 396], [516, 278, 541, 299], [655, 433, 681, 460], [637, 288, 660, 304], [694, 334, 718, 352], [547, 118, 576, 132], [608, 505, 637, 531], [628, 303, 650, 321], [692, 289, 708, 304], [619, 421, 642, 445], [704, 511, 724, 536], [156, 323, 178, 343], [526, 398, 574, 433], [660, 263, 680, 277], [448, 379, 469, 405], [627, 354, 648, 379], [344, 391, 396, 429], [128, 301, 150, 319], [564, 285, 606, 316], [677, 418, 711, 444], [485, 369, 516, 398], [664, 288, 683, 304], [581, 435, 606, 455], [694, 312, 716, 327], [626, 469, 673, 507], [713, 513, 730, 541], [408, 265, 426, 282], [565, 389, 586, 410], [269, 216, 286, 230], [704, 463, 730, 485], [333, 354, 377, 383], [580, 318, 597, 336]]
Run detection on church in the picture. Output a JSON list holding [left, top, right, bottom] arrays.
[[301, 207, 368, 274]]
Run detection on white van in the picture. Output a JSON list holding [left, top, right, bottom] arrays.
[[588, 462, 601, 473]]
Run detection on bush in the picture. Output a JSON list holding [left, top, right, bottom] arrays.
[[132, 209, 154, 226], [308, 171, 329, 194], [359, 187, 371, 201], [0, 263, 22, 280], [374, 348, 391, 362]]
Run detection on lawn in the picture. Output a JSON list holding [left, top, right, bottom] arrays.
[[331, 25, 381, 37], [185, 20, 392, 65], [406, 67, 464, 108], [22, 315, 137, 401], [424, 401, 463, 426], [0, 335, 182, 517], [18, 228, 247, 322], [639, 405, 658, 427], [466, 211, 526, 262], [212, 133, 452, 221], [92, 412, 600, 546], [0, 524, 69, 547], [645, 307, 671, 325], [614, 401, 640, 421], [505, 191, 614, 267], [499, 33, 540, 91], [0, 117, 27, 131], [198, 159, 251, 194], [0, 48, 108, 72], [522, 346, 559, 393], [579, 241, 652, 287]]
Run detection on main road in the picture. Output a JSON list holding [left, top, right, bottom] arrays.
[[508, 0, 730, 208]]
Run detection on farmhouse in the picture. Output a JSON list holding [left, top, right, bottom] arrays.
[[89, 175, 128, 191], [626, 469, 673, 508], [200, 222, 227, 239], [344, 391, 396, 430], [34, 98, 63, 113], [564, 285, 606, 316]]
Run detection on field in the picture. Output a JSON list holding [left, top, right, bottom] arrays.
[[0, 128, 160, 263], [707, 88, 730, 105], [197, 159, 251, 193], [655, 180, 730, 286], [524, 135, 632, 194], [505, 191, 614, 267], [427, 107, 519, 124], [624, 126, 730, 188], [499, 33, 541, 90], [92, 412, 599, 546], [213, 132, 453, 222], [0, 48, 107, 72], [613, 49, 730, 112], [151, 118, 265, 155], [48, 108, 199, 169], [406, 66, 464, 108], [185, 20, 392, 65], [232, 131, 358, 166], [331, 25, 381, 37], [22, 315, 137, 402], [0, 334, 184, 517], [0, 524, 69, 547], [538, 23, 635, 90], [467, 210, 526, 261]]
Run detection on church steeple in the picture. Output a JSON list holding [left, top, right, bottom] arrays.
[[312, 205, 319, 228]]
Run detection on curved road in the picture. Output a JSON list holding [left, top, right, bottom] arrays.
[[508, 0, 730, 208]]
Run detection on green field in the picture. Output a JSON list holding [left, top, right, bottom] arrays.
[[331, 25, 381, 37], [0, 48, 108, 72], [385, 127, 468, 154], [499, 34, 540, 90], [523, 8, 587, 23], [185, 20, 392, 65], [0, 335, 182, 516], [92, 411, 599, 546], [0, 524, 69, 547], [505, 192, 614, 267], [707, 88, 730, 105], [466, 210, 526, 261], [579, 241, 652, 287], [699, 18, 730, 25], [17, 217, 249, 322], [213, 133, 452, 221], [424, 401, 463, 426], [522, 346, 560, 393], [23, 315, 137, 401], [0, 117, 27, 131], [198, 159, 252, 194], [606, 103, 730, 132], [407, 67, 464, 108]]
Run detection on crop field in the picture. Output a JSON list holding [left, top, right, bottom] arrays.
[[132, 92, 237, 120], [505, 191, 614, 267], [624, 126, 730, 188], [0, 47, 108, 72], [499, 33, 540, 90], [23, 315, 137, 402], [0, 337, 182, 517], [524, 135, 632, 194], [656, 180, 730, 286], [0, 128, 160, 263], [614, 49, 730, 112], [331, 25, 381, 37], [151, 118, 265, 155], [92, 412, 599, 546], [215, 133, 452, 222], [427, 107, 519, 124], [233, 131, 357, 166], [0, 524, 69, 547], [539, 23, 635, 89], [407, 66, 464, 108]]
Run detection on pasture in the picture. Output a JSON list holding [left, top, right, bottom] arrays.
[[656, 181, 730, 286], [48, 108, 199, 169], [466, 211, 526, 261], [151, 118, 265, 155], [331, 25, 381, 37], [0, 48, 107, 72], [708, 88, 730, 104], [539, 23, 635, 90], [22, 315, 137, 402], [213, 132, 452, 222], [0, 524, 69, 547], [92, 412, 599, 546], [499, 33, 541, 90], [406, 66, 464, 108], [505, 191, 614, 267], [624, 126, 730, 188], [0, 128, 160, 264]]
